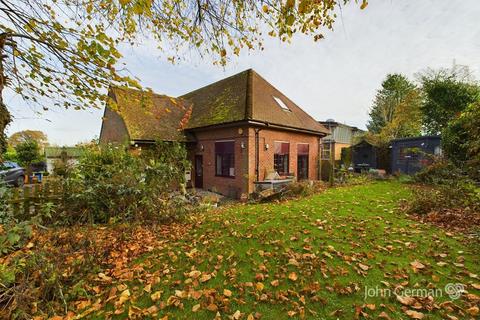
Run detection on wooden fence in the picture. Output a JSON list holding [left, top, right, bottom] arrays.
[[8, 180, 63, 220]]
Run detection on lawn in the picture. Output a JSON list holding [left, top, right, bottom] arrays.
[[73, 181, 479, 319]]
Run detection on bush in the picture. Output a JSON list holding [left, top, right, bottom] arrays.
[[407, 159, 480, 215], [414, 158, 466, 185], [0, 184, 11, 224], [61, 142, 191, 224]]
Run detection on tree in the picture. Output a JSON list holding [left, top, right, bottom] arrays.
[[367, 73, 422, 142], [0, 0, 369, 160], [442, 102, 480, 180], [8, 130, 48, 149], [15, 138, 42, 167], [417, 65, 480, 135]]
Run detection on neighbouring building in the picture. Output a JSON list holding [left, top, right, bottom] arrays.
[[99, 69, 330, 199], [318, 120, 363, 162], [391, 136, 442, 175], [44, 146, 83, 174]]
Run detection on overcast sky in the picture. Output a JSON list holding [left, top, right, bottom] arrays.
[[6, 0, 480, 145]]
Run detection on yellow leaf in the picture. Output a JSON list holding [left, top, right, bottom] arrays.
[[118, 289, 130, 305], [200, 273, 212, 282], [232, 310, 241, 320], [223, 289, 232, 297], [256, 282, 264, 291], [288, 272, 298, 281], [150, 291, 162, 301], [192, 304, 201, 312]]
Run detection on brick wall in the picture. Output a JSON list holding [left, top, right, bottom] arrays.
[[190, 125, 322, 199], [247, 127, 321, 194], [190, 126, 250, 199]]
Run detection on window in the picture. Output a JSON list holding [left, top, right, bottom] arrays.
[[322, 142, 331, 160], [274, 142, 290, 175], [215, 141, 235, 177], [273, 96, 290, 111]]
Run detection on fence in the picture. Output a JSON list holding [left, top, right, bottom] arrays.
[[8, 180, 63, 220]]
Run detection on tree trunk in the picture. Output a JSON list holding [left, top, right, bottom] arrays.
[[0, 34, 12, 158]]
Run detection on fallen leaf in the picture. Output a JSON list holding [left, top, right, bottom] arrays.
[[378, 311, 392, 320], [405, 310, 424, 319], [288, 272, 298, 281], [466, 305, 479, 316], [192, 304, 201, 312], [410, 260, 425, 271], [223, 289, 232, 297], [256, 282, 264, 291], [271, 279, 279, 287], [232, 310, 241, 320], [151, 291, 162, 302], [200, 273, 212, 283], [358, 263, 370, 271], [396, 295, 416, 306]]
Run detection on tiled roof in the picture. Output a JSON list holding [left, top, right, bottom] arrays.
[[108, 87, 192, 142], [105, 69, 329, 142], [180, 69, 329, 134]]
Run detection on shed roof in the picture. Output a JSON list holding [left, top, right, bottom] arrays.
[[44, 146, 83, 158]]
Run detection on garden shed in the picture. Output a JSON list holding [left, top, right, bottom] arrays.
[[391, 136, 441, 175]]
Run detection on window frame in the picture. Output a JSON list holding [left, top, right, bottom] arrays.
[[215, 140, 235, 178]]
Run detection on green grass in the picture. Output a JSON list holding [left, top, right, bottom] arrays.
[[91, 181, 480, 319]]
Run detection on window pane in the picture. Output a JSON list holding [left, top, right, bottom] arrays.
[[215, 141, 235, 177]]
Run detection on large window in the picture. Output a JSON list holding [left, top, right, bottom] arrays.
[[274, 141, 290, 175], [215, 141, 235, 177]]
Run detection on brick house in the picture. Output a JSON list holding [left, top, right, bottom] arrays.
[[100, 69, 329, 199]]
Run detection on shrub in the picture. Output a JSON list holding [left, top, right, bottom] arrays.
[[414, 158, 466, 185], [61, 142, 191, 224], [408, 159, 480, 215], [0, 184, 11, 224]]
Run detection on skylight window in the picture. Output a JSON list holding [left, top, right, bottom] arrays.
[[273, 96, 290, 111]]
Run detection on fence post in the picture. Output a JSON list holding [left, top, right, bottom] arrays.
[[23, 187, 30, 219]]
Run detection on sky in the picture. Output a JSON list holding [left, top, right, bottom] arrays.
[[6, 0, 480, 146]]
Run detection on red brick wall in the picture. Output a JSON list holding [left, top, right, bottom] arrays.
[[246, 128, 321, 194], [190, 126, 250, 199], [190, 125, 321, 199]]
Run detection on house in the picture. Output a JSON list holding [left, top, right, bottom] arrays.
[[318, 120, 363, 162], [391, 136, 442, 175], [99, 69, 330, 199], [44, 146, 83, 174]]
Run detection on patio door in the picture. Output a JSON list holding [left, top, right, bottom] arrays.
[[194, 155, 203, 188], [297, 144, 309, 180]]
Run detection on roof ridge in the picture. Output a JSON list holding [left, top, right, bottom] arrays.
[[178, 69, 251, 98]]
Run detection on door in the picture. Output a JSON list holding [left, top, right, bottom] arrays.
[[297, 155, 309, 180], [194, 155, 203, 188]]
